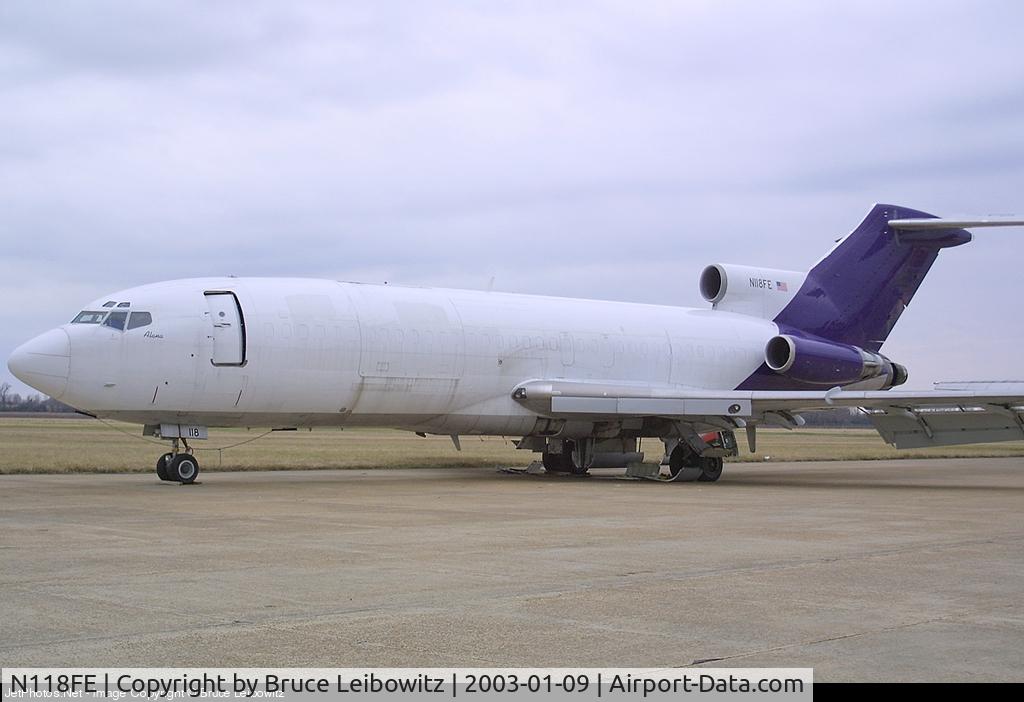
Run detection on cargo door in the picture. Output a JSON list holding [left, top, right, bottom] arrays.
[[353, 288, 464, 379]]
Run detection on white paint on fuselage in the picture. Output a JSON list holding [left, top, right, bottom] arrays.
[[47, 277, 778, 434]]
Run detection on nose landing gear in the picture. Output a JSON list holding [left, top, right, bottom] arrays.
[[156, 453, 173, 481], [155, 438, 200, 484]]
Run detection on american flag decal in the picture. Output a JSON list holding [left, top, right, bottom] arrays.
[[776, 281, 788, 292]]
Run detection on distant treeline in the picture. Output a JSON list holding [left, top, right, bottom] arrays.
[[0, 382, 75, 413]]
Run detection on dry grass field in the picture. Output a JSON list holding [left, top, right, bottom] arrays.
[[2, 415, 1024, 474]]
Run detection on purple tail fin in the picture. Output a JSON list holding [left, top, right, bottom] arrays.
[[773, 204, 971, 352]]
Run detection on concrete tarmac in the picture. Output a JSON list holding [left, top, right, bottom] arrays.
[[1, 458, 1022, 681]]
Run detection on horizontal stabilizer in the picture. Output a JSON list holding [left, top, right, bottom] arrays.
[[888, 216, 1024, 230]]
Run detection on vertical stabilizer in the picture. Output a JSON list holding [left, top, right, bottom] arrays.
[[773, 204, 971, 352]]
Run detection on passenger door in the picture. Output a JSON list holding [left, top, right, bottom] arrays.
[[204, 291, 246, 365]]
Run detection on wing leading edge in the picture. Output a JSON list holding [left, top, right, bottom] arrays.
[[511, 379, 1024, 450]]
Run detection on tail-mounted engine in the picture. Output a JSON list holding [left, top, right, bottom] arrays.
[[764, 334, 908, 389], [700, 264, 806, 319]]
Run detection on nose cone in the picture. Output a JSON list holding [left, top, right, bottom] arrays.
[[8, 328, 70, 399]]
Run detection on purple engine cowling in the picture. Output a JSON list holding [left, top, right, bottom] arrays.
[[764, 334, 908, 388]]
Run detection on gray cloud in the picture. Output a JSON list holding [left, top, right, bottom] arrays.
[[3, 0, 1024, 395]]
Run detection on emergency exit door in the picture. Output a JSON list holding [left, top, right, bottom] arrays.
[[204, 291, 246, 365]]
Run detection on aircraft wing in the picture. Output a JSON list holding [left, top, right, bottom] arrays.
[[511, 380, 1024, 449]]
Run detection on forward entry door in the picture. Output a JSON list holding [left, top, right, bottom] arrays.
[[204, 291, 246, 365]]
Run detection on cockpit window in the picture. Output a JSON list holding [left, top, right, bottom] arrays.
[[127, 311, 152, 330], [102, 301, 117, 308], [103, 311, 128, 331], [72, 311, 107, 324], [117, 302, 130, 308]]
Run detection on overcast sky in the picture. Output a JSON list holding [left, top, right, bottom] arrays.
[[2, 0, 1023, 395]]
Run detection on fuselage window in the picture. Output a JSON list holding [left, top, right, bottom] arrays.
[[127, 311, 152, 330], [72, 311, 106, 324], [103, 311, 128, 331]]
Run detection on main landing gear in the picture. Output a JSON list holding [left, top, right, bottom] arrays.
[[537, 436, 727, 482], [668, 444, 723, 483], [156, 438, 200, 484], [542, 439, 591, 475]]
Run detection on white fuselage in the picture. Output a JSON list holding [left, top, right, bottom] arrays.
[[17, 277, 781, 434]]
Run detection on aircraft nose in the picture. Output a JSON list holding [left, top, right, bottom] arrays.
[[7, 328, 70, 399]]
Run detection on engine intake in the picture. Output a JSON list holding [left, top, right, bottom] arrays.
[[699, 264, 727, 303], [699, 264, 805, 318], [765, 334, 908, 388]]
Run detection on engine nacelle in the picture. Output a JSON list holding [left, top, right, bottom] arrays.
[[765, 334, 908, 388], [700, 264, 805, 319]]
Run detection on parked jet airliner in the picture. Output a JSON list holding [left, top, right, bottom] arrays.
[[9, 204, 1024, 484]]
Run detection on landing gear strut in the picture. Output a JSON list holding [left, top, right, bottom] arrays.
[[156, 438, 200, 484]]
